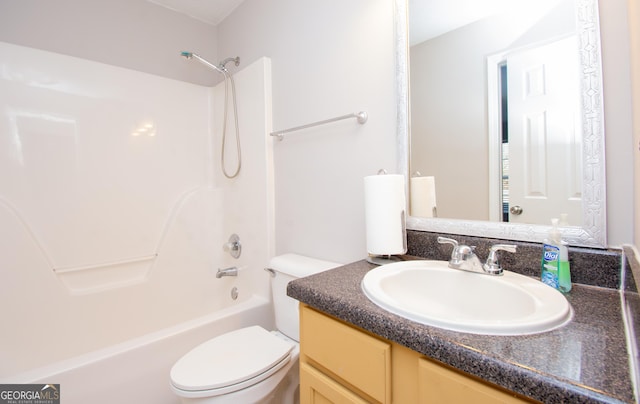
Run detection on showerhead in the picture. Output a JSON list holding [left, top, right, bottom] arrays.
[[180, 51, 225, 75]]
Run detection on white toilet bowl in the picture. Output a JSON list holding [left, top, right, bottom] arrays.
[[170, 326, 299, 404], [170, 254, 340, 404]]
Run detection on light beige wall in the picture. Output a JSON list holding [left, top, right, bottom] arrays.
[[0, 0, 218, 85]]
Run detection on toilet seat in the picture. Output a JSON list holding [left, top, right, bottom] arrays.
[[170, 326, 295, 397]]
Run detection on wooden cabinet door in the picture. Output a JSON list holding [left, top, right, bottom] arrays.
[[301, 305, 391, 403], [300, 362, 369, 404]]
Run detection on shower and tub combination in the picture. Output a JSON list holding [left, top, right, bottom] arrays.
[[0, 41, 277, 403]]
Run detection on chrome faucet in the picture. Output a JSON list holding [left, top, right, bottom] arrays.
[[438, 237, 483, 272], [216, 266, 238, 278], [437, 237, 517, 275]]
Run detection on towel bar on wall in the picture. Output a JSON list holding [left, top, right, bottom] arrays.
[[270, 111, 368, 140]]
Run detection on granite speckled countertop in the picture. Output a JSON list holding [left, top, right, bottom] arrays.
[[287, 259, 635, 403]]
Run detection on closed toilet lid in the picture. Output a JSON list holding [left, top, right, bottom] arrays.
[[170, 326, 294, 392]]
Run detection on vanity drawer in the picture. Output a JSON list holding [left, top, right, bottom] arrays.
[[418, 357, 534, 403], [300, 305, 391, 403]]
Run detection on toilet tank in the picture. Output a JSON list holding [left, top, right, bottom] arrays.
[[268, 254, 341, 341]]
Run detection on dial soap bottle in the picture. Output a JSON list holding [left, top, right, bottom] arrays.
[[540, 218, 572, 293]]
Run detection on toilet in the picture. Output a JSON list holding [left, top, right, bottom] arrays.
[[170, 254, 340, 404]]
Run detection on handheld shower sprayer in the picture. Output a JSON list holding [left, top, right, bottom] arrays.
[[181, 50, 242, 179], [180, 51, 226, 75]]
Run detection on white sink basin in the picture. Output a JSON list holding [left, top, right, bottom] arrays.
[[362, 260, 572, 335]]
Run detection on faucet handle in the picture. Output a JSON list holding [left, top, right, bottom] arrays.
[[223, 234, 241, 259], [438, 237, 470, 266], [483, 244, 517, 275], [437, 236, 458, 247], [438, 237, 459, 261]]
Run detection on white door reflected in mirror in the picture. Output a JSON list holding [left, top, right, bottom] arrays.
[[401, 0, 606, 247], [494, 35, 583, 225]]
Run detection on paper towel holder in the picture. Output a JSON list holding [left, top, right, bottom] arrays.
[[367, 254, 405, 265], [366, 210, 407, 266], [364, 169, 408, 265]]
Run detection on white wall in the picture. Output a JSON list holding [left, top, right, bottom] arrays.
[[599, 0, 635, 247], [631, 0, 640, 250], [217, 0, 399, 263], [0, 0, 219, 86]]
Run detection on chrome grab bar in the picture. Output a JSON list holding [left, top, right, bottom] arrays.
[[270, 111, 368, 140]]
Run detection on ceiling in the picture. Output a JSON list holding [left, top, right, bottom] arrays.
[[146, 0, 247, 25], [409, 0, 533, 45], [147, 0, 534, 45]]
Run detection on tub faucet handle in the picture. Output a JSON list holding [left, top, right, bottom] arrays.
[[223, 234, 241, 259]]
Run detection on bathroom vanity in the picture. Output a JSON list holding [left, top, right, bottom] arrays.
[[299, 304, 532, 403], [288, 254, 637, 403]]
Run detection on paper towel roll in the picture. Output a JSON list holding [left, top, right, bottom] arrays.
[[364, 174, 406, 255], [410, 176, 437, 218]]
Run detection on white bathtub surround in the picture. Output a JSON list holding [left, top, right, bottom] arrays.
[[212, 57, 276, 300], [0, 40, 275, 404], [7, 297, 271, 404]]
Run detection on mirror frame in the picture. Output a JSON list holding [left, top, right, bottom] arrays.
[[395, 0, 607, 248]]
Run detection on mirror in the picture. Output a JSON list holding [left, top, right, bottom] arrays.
[[395, 0, 606, 247]]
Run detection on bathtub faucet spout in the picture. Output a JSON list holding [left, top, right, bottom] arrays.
[[216, 267, 238, 278]]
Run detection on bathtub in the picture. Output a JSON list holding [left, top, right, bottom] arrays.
[[5, 295, 273, 404]]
